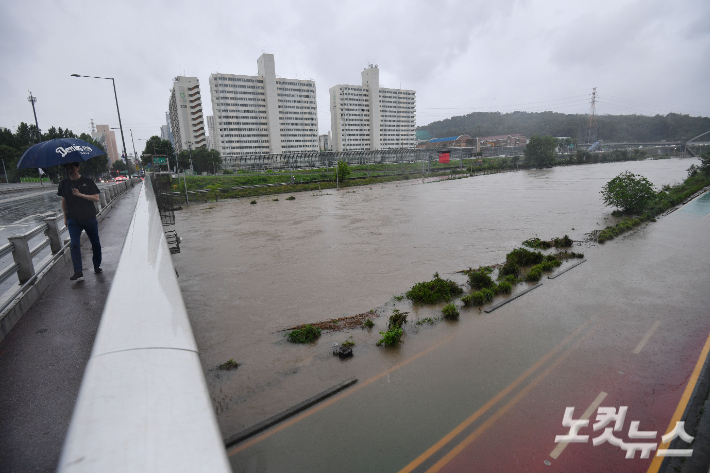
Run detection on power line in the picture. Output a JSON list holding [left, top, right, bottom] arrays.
[[420, 94, 591, 111], [587, 87, 597, 143]]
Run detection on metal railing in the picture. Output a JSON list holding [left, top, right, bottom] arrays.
[[221, 147, 481, 171], [0, 180, 136, 318], [59, 174, 230, 472]]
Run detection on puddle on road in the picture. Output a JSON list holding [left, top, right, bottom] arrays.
[[171, 158, 698, 437]]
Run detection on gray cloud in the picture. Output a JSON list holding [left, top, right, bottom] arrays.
[[1, 0, 708, 154]]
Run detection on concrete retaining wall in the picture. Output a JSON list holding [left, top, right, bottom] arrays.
[[58, 176, 230, 472], [0, 179, 140, 342]]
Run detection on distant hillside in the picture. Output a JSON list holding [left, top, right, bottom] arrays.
[[418, 112, 710, 143]]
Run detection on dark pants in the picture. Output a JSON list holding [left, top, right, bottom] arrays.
[[67, 218, 101, 273]]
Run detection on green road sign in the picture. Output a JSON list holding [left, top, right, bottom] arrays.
[[153, 157, 167, 164]]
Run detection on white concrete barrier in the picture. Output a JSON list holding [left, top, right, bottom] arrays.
[[59, 176, 230, 472]]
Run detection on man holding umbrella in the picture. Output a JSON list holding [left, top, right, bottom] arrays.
[[17, 137, 108, 282], [58, 162, 102, 281]]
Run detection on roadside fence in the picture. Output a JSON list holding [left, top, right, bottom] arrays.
[[0, 179, 140, 341]]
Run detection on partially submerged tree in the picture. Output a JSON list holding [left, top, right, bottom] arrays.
[[524, 135, 558, 168], [334, 160, 351, 182], [177, 147, 221, 174], [600, 171, 656, 214]]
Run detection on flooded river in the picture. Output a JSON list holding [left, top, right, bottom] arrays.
[[172, 157, 699, 439]]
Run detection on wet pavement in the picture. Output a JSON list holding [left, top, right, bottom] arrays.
[[0, 184, 118, 306], [0, 187, 62, 239], [0, 183, 142, 473], [171, 158, 708, 472]]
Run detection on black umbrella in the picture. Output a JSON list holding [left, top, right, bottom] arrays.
[[17, 138, 106, 169]]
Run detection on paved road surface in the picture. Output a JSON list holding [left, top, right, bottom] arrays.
[[0, 183, 142, 473]]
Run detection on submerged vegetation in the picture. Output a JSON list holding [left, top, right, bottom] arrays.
[[287, 325, 321, 343], [506, 248, 545, 266], [217, 359, 240, 371], [597, 216, 649, 243], [406, 273, 464, 304], [377, 327, 404, 346], [468, 271, 495, 289], [442, 303, 460, 320], [497, 281, 513, 294], [388, 309, 408, 329], [377, 309, 408, 346], [522, 236, 574, 250]]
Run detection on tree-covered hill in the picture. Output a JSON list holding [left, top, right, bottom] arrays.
[[418, 112, 710, 143], [0, 123, 109, 182]]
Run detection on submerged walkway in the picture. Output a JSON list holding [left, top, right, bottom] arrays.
[[224, 192, 710, 472], [0, 183, 142, 473]]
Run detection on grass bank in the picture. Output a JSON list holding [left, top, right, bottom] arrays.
[[175, 168, 513, 203]]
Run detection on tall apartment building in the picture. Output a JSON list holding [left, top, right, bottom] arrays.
[[164, 112, 174, 147], [319, 132, 332, 151], [168, 76, 207, 153], [330, 65, 416, 151], [206, 115, 216, 150], [92, 125, 119, 164], [209, 53, 318, 168]]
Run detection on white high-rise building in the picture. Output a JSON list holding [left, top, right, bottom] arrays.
[[206, 115, 216, 150], [209, 53, 318, 169], [330, 65, 416, 152], [164, 112, 174, 147], [319, 132, 332, 151], [168, 76, 207, 153]]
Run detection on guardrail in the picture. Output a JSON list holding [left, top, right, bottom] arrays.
[[0, 179, 139, 341], [58, 175, 230, 472]]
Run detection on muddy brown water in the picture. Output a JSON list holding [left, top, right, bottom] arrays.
[[171, 158, 699, 437]]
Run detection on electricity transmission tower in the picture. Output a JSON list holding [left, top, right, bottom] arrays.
[[586, 87, 597, 144], [27, 91, 41, 143]]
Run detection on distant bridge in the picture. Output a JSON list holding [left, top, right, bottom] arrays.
[[585, 140, 709, 157], [684, 130, 710, 157]]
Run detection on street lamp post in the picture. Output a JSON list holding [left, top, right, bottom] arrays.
[[186, 141, 194, 174], [129, 129, 139, 175], [71, 74, 128, 171]]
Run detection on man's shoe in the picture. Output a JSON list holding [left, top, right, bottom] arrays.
[[94, 267, 103, 274], [70, 271, 84, 281]]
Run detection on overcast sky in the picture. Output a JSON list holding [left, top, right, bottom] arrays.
[[1, 0, 708, 156]]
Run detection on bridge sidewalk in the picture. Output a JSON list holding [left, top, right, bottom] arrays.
[[0, 183, 143, 473]]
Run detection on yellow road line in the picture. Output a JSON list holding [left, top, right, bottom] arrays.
[[634, 321, 662, 354], [424, 321, 602, 473], [397, 316, 599, 473], [549, 391, 607, 460], [646, 330, 710, 473]]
